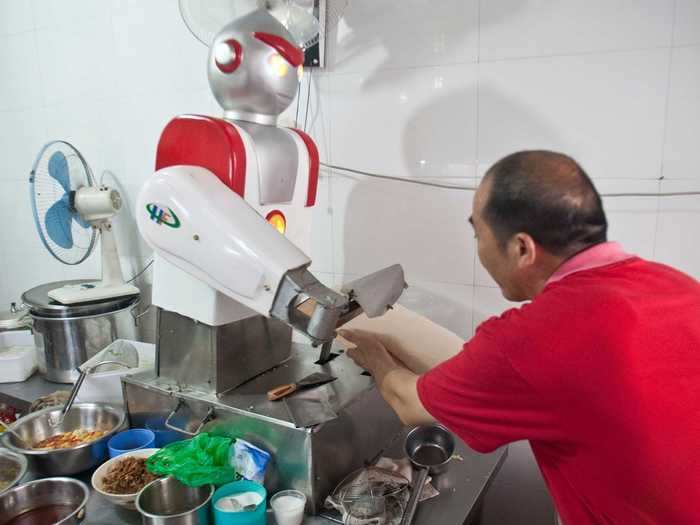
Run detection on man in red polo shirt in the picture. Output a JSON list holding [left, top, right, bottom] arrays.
[[340, 150, 700, 524]]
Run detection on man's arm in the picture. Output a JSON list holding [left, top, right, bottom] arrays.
[[339, 328, 435, 426], [340, 305, 463, 374]]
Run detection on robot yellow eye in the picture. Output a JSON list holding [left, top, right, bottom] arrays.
[[268, 53, 289, 77], [266, 210, 286, 234]]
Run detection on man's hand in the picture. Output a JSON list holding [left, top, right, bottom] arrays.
[[338, 329, 402, 387], [339, 328, 435, 426]]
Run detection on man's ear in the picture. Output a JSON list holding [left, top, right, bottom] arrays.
[[512, 232, 537, 268]]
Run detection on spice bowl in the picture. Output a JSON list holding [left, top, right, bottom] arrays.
[[91, 447, 160, 509]]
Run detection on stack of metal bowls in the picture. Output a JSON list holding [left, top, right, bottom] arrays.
[[0, 403, 125, 475], [0, 448, 28, 494], [0, 477, 89, 524]]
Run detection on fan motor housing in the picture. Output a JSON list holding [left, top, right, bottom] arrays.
[[74, 186, 122, 222]]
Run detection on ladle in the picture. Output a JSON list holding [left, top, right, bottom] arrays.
[[400, 424, 455, 525]]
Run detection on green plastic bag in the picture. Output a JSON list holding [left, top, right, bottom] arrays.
[[146, 433, 238, 487]]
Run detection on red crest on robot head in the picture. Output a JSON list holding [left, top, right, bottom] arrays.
[[252, 32, 304, 67]]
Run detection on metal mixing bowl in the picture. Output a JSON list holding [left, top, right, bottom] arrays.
[[136, 476, 214, 525], [0, 448, 28, 494], [0, 403, 126, 475], [0, 477, 89, 524]]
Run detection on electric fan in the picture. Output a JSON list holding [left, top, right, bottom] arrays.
[[179, 0, 324, 50], [29, 140, 139, 304]]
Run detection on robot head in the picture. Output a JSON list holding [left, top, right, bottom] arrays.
[[208, 9, 304, 125]]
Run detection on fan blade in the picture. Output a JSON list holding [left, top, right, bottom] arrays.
[[48, 151, 71, 193], [45, 195, 74, 249]]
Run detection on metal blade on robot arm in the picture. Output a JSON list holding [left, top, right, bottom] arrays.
[[270, 264, 408, 347]]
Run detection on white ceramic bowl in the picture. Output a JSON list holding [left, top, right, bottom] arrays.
[[91, 447, 160, 509]]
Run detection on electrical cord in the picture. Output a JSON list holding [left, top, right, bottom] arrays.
[[321, 162, 700, 198], [303, 69, 313, 133], [127, 259, 154, 283]]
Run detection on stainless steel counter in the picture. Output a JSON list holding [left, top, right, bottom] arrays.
[[2, 373, 506, 525]]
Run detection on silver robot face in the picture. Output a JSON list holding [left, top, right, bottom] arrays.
[[208, 9, 304, 125]]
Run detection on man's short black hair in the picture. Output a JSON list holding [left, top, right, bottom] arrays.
[[482, 150, 607, 257]]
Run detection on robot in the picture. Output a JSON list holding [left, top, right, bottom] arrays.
[[136, 7, 405, 388], [131, 9, 406, 511]]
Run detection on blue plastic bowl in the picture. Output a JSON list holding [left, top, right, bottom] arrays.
[[107, 429, 156, 458], [212, 480, 267, 525]]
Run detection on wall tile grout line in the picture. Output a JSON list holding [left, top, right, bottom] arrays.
[[653, 0, 679, 260]]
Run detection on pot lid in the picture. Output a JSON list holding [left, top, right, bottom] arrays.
[[22, 280, 139, 318]]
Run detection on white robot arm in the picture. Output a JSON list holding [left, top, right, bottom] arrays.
[[137, 165, 310, 315], [137, 165, 406, 346]]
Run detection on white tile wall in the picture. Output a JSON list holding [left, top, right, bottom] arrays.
[[328, 64, 479, 179], [0, 108, 46, 181], [478, 49, 669, 180], [0, 1, 33, 36], [331, 174, 475, 285], [598, 179, 660, 260], [327, 0, 479, 73], [0, 32, 42, 111], [0, 0, 699, 347], [479, 1, 674, 61], [655, 179, 700, 280], [662, 45, 700, 180], [109, 0, 209, 98], [674, 0, 700, 47]]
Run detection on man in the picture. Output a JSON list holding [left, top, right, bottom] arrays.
[[340, 151, 700, 524]]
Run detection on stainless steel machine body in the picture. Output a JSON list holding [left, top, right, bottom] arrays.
[[122, 341, 403, 513]]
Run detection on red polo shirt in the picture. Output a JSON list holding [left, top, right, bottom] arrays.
[[417, 242, 700, 524]]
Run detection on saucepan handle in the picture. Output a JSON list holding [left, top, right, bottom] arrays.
[[164, 400, 214, 436], [400, 466, 429, 525]]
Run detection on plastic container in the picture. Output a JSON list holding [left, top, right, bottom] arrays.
[[212, 480, 266, 525], [270, 490, 306, 525], [108, 429, 155, 458], [0, 330, 37, 383]]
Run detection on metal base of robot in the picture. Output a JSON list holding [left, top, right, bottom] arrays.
[[121, 343, 403, 513]]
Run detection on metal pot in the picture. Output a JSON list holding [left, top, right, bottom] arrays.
[[1, 403, 126, 476], [0, 448, 28, 494], [22, 280, 139, 383], [136, 477, 214, 525], [400, 424, 456, 525], [0, 477, 89, 524]]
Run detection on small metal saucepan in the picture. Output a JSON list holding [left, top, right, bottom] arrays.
[[400, 424, 455, 525]]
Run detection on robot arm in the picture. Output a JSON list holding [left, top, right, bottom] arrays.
[[137, 165, 406, 346]]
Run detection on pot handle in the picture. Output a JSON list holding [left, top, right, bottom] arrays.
[[400, 466, 429, 525], [164, 400, 215, 436], [75, 505, 87, 523], [7, 302, 33, 331], [130, 303, 152, 327]]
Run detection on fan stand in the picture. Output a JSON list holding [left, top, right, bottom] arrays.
[[48, 221, 140, 304]]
